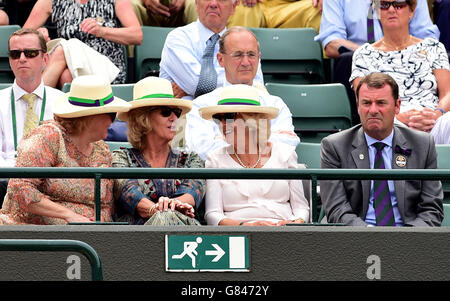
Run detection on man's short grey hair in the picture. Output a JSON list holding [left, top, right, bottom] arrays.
[[219, 26, 261, 54]]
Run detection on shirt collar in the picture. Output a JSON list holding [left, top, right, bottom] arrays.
[[364, 129, 394, 149], [12, 80, 45, 102], [197, 20, 227, 45]]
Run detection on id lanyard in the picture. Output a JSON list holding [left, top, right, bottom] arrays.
[[10, 88, 47, 153]]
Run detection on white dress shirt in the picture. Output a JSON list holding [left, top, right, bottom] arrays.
[[184, 82, 300, 160], [0, 81, 64, 167], [159, 20, 264, 100], [205, 142, 310, 225]]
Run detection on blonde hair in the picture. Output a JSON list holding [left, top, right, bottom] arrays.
[[126, 107, 154, 152]]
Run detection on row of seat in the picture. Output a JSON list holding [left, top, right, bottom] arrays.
[[135, 26, 326, 84], [0, 25, 328, 86]]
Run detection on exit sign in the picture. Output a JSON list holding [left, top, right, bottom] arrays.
[[165, 235, 250, 272]]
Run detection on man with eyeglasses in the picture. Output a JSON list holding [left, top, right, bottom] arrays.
[[184, 26, 299, 160], [0, 28, 64, 205], [314, 0, 439, 125], [159, 0, 264, 100]]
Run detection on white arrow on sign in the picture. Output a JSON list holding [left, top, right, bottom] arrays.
[[205, 244, 225, 262]]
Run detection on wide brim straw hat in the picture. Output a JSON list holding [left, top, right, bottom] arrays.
[[53, 75, 131, 118], [117, 76, 192, 122], [199, 84, 279, 120]]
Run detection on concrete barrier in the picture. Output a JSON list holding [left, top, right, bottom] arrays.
[[0, 225, 449, 282]]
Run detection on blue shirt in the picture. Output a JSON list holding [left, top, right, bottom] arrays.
[[315, 0, 440, 47], [159, 20, 264, 100], [364, 132, 403, 226]]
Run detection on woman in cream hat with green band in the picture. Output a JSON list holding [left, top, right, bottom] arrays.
[[200, 84, 310, 227], [0, 75, 131, 225], [113, 77, 205, 225]]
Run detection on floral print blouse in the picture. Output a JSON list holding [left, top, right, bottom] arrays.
[[112, 147, 205, 225], [350, 38, 450, 113], [0, 121, 114, 225]]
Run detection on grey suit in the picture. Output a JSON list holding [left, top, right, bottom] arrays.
[[320, 124, 444, 226]]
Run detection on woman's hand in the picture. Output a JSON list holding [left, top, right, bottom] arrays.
[[150, 196, 195, 218], [80, 18, 105, 38], [64, 211, 94, 223], [277, 218, 305, 226]]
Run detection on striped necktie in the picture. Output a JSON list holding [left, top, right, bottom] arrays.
[[194, 33, 220, 98], [22, 93, 39, 137], [367, 5, 375, 44], [372, 142, 395, 226]]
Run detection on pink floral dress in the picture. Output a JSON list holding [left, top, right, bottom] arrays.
[[0, 121, 114, 225]]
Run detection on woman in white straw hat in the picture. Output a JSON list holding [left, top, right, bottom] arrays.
[[200, 84, 309, 226], [113, 77, 205, 225], [0, 75, 131, 225]]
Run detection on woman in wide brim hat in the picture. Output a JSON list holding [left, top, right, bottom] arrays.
[[113, 76, 205, 226], [0, 75, 131, 225], [200, 84, 310, 227]]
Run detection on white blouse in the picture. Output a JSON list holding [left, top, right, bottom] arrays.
[[350, 38, 450, 113], [205, 142, 310, 225]]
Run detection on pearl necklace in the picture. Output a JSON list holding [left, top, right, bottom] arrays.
[[234, 151, 261, 168]]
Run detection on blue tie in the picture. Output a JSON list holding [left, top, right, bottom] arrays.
[[367, 5, 375, 43], [195, 34, 220, 98]]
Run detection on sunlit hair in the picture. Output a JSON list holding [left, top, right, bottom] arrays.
[[126, 107, 154, 152], [55, 115, 92, 136], [356, 72, 399, 102], [9, 28, 47, 53], [219, 26, 261, 54]]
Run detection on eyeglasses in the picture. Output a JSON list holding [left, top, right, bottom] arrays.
[[159, 106, 182, 118], [224, 51, 259, 61], [9, 49, 43, 60], [212, 113, 237, 121], [379, 0, 410, 10]]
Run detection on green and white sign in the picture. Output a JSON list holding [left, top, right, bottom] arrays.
[[165, 235, 250, 272]]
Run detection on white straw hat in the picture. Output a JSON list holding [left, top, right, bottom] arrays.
[[199, 84, 279, 120], [53, 75, 131, 118], [117, 77, 192, 121]]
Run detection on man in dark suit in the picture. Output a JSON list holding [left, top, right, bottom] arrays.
[[320, 72, 443, 227]]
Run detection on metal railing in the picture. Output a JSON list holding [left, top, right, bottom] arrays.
[[1, 167, 450, 223], [0, 239, 103, 281]]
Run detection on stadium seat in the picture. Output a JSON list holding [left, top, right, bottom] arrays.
[[134, 26, 174, 80], [62, 83, 134, 101], [266, 82, 352, 143], [296, 142, 321, 168], [442, 203, 450, 226], [436, 144, 450, 204], [0, 25, 21, 83], [106, 141, 132, 151], [249, 27, 325, 85], [0, 83, 12, 90]]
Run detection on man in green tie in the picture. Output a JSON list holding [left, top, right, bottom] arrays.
[[0, 28, 64, 205]]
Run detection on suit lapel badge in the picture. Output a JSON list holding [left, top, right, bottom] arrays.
[[395, 155, 407, 167], [359, 154, 364, 160], [394, 145, 411, 167]]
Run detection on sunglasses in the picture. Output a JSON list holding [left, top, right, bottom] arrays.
[[212, 113, 237, 121], [158, 106, 182, 118], [9, 49, 43, 60], [379, 0, 410, 10]]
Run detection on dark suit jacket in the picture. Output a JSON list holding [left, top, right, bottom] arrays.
[[320, 124, 444, 226]]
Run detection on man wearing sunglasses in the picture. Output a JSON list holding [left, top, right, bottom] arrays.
[[314, 0, 439, 125], [185, 26, 299, 160], [0, 28, 64, 205]]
